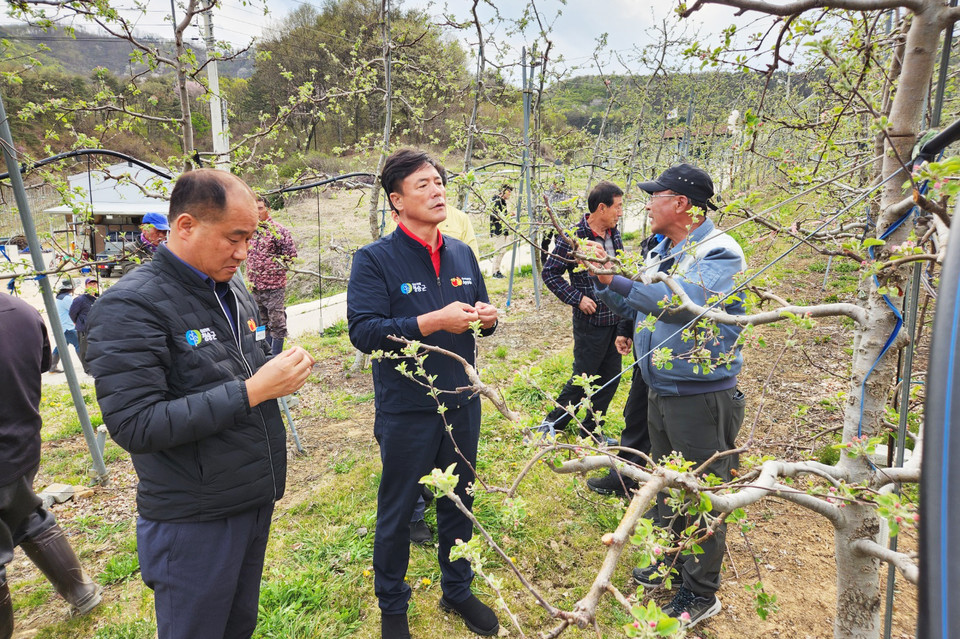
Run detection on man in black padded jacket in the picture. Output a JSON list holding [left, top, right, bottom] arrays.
[[87, 169, 315, 639]]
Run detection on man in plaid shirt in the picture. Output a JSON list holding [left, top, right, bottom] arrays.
[[247, 196, 298, 356], [537, 180, 626, 443]]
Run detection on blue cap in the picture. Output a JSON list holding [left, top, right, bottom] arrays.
[[141, 212, 170, 231]]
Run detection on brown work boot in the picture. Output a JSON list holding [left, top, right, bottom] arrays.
[[1, 577, 12, 639], [19, 524, 102, 615]]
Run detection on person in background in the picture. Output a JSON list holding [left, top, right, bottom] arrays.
[[135, 212, 170, 258], [69, 278, 99, 375], [384, 202, 480, 259], [348, 148, 499, 639], [86, 169, 315, 639], [1, 293, 102, 638], [48, 279, 78, 373], [536, 181, 625, 443], [591, 163, 746, 628], [541, 177, 570, 255], [246, 195, 298, 357], [489, 184, 514, 279]]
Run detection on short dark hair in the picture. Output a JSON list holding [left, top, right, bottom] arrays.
[[256, 194, 268, 205], [381, 148, 445, 212], [169, 169, 250, 223], [501, 184, 513, 193], [587, 180, 623, 213]]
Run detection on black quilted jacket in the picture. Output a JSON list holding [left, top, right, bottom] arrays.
[[86, 246, 286, 522]]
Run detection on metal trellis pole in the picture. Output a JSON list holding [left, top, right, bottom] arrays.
[[882, 263, 922, 639], [0, 89, 108, 482], [522, 47, 541, 308]]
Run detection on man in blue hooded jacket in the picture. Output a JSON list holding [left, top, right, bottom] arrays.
[[588, 164, 746, 629]]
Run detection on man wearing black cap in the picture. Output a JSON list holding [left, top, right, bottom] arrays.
[[588, 163, 747, 628]]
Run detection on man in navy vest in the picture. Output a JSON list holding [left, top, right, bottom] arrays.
[[348, 148, 499, 639]]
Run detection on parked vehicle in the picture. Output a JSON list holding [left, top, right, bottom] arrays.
[[93, 231, 137, 278]]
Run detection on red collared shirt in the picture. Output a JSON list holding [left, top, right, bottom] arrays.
[[398, 221, 444, 277]]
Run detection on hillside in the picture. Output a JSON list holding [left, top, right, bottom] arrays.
[[0, 25, 254, 78]]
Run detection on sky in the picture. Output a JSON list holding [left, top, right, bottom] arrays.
[[3, 0, 771, 78]]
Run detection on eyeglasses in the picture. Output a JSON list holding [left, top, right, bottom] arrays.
[[645, 193, 680, 204]]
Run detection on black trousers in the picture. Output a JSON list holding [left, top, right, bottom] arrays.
[[137, 503, 274, 639], [373, 402, 480, 614], [0, 467, 56, 582], [648, 387, 745, 597], [618, 365, 650, 463], [546, 318, 621, 436]]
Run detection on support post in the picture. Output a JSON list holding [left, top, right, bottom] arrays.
[[0, 89, 108, 483], [521, 47, 541, 308], [882, 263, 922, 639]]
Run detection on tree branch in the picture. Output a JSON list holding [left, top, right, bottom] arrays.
[[683, 0, 924, 18], [849, 539, 918, 584], [386, 335, 520, 422]]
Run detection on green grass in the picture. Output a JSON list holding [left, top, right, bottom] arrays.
[[92, 620, 156, 639], [100, 545, 140, 585]]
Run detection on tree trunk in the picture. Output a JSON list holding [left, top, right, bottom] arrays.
[[834, 504, 883, 639], [172, 0, 198, 172], [367, 0, 393, 242], [830, 4, 944, 638], [458, 0, 485, 210]]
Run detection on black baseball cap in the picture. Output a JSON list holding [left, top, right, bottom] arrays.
[[638, 163, 717, 210]]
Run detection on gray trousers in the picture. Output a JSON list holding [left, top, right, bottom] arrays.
[[649, 387, 745, 597]]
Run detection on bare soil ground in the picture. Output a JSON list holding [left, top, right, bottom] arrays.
[[11, 196, 920, 638]]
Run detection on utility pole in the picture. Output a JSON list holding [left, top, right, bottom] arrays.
[[201, 0, 230, 170]]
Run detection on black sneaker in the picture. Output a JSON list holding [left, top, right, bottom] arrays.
[[409, 519, 433, 545], [632, 561, 667, 587], [492, 271, 505, 279], [661, 586, 721, 627], [381, 612, 411, 639], [439, 593, 499, 636], [586, 471, 636, 496]]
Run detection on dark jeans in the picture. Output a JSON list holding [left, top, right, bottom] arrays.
[[648, 387, 745, 598], [0, 467, 56, 582], [545, 318, 621, 436], [373, 402, 480, 614], [137, 503, 274, 639], [618, 365, 650, 464]]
